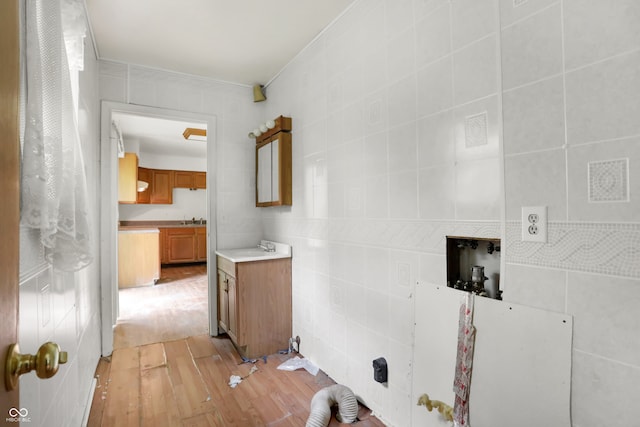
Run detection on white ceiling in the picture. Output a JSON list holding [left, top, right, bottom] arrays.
[[113, 113, 207, 158], [85, 0, 357, 86]]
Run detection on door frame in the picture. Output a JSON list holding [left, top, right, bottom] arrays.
[[0, 0, 20, 412], [99, 101, 218, 356]]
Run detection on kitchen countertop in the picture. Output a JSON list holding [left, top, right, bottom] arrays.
[[119, 220, 206, 229], [118, 227, 159, 234]]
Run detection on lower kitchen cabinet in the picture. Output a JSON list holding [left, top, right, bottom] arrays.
[[196, 227, 207, 261], [160, 226, 206, 264], [216, 255, 291, 359]]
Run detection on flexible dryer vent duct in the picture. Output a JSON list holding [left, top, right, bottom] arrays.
[[305, 384, 358, 427]]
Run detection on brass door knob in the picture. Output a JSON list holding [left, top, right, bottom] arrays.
[[5, 342, 68, 391]]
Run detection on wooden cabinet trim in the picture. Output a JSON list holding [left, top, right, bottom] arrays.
[[255, 132, 292, 207]]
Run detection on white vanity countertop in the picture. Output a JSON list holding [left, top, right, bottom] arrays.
[[215, 240, 291, 263]]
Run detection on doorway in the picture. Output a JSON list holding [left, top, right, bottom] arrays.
[[100, 102, 218, 356]]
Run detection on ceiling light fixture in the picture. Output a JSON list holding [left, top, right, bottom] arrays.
[[183, 127, 207, 141]]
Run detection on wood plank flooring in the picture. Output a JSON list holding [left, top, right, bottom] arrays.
[[114, 264, 209, 349], [90, 264, 385, 426]]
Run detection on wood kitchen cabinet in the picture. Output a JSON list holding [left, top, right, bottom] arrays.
[[194, 172, 206, 189], [159, 228, 168, 264], [216, 255, 291, 358], [174, 170, 207, 190], [166, 228, 195, 263], [150, 169, 173, 204], [118, 152, 138, 203], [160, 226, 206, 264], [136, 167, 151, 204], [196, 227, 207, 261]]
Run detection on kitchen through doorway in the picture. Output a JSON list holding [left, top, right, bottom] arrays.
[[100, 102, 218, 356]]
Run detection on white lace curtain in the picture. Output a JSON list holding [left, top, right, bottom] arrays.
[[21, 0, 93, 271]]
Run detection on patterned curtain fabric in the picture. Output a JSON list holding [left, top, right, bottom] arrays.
[[21, 0, 92, 271]]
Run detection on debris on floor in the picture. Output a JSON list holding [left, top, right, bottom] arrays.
[[228, 365, 259, 388], [277, 356, 319, 376]]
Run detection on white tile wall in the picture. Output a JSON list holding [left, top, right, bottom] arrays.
[[500, 3, 563, 90], [571, 351, 640, 427], [502, 75, 565, 155], [563, 0, 640, 70], [260, 0, 640, 426], [565, 50, 640, 145], [504, 148, 567, 221]]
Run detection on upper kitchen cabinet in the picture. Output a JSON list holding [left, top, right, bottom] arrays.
[[194, 172, 206, 189], [255, 116, 292, 207], [150, 169, 173, 204], [118, 152, 138, 204], [136, 167, 151, 204], [174, 170, 207, 190]]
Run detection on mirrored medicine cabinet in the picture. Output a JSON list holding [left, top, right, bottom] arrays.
[[255, 116, 292, 207]]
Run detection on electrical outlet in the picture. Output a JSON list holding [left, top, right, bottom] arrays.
[[521, 206, 547, 243]]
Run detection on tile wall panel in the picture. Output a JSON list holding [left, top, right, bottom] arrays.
[[415, 4, 451, 68], [260, 0, 639, 425], [452, 35, 498, 104], [500, 3, 563, 90], [571, 351, 640, 427], [568, 273, 640, 366], [451, 0, 497, 50], [504, 148, 567, 220], [567, 137, 640, 222], [565, 50, 640, 145], [563, 0, 640, 70], [502, 75, 565, 155]]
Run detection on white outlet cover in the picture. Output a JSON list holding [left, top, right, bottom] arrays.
[[521, 206, 547, 243]]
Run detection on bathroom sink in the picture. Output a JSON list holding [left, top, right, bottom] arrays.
[[215, 240, 291, 263]]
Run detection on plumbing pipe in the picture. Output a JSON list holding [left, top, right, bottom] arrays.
[[305, 384, 358, 427], [417, 393, 454, 422]]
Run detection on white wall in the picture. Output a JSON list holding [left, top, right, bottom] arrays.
[[19, 26, 102, 427], [99, 60, 264, 249], [262, 1, 640, 426]]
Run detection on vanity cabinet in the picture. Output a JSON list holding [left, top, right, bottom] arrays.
[[216, 255, 292, 358], [217, 265, 237, 344]]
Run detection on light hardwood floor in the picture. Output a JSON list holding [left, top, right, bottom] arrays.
[[89, 264, 385, 426], [114, 264, 209, 349]]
